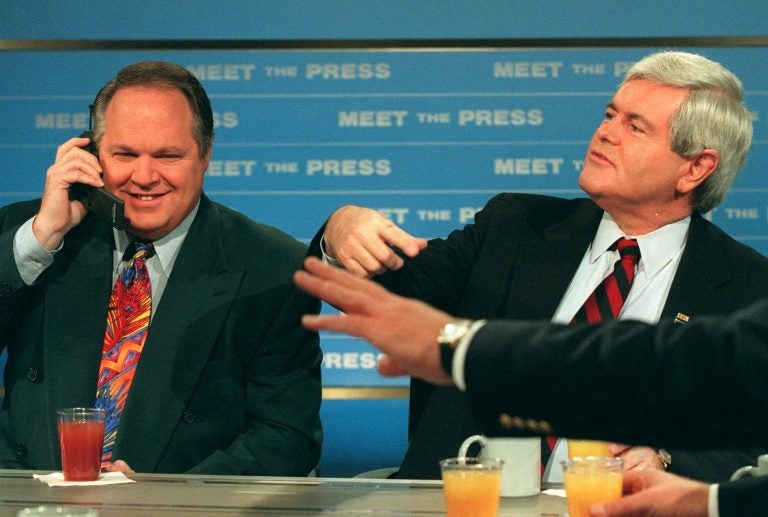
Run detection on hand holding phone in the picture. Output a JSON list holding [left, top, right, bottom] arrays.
[[71, 131, 126, 230]]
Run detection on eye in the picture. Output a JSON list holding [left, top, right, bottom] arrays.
[[157, 154, 182, 163], [603, 111, 615, 120]]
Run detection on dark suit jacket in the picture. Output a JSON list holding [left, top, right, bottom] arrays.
[[311, 193, 768, 481], [0, 194, 322, 475], [463, 300, 768, 517], [720, 475, 768, 517]]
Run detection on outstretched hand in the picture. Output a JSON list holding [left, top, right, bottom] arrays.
[[295, 257, 453, 384]]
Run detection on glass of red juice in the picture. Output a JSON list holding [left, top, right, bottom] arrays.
[[56, 408, 106, 481]]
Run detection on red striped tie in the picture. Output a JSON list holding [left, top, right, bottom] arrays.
[[571, 238, 641, 324], [542, 238, 640, 476]]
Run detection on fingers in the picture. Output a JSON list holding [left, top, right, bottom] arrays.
[[607, 443, 630, 456], [380, 224, 429, 258], [295, 257, 390, 315], [104, 459, 135, 475], [617, 446, 664, 471], [378, 355, 409, 377], [54, 136, 103, 181], [324, 205, 427, 276], [334, 233, 403, 277], [588, 470, 661, 517], [301, 313, 354, 335], [294, 257, 377, 308], [621, 468, 657, 494], [295, 272, 360, 313]]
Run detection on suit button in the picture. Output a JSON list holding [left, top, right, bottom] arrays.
[[26, 368, 39, 382], [14, 442, 27, 458], [182, 410, 196, 424], [0, 282, 11, 296], [500, 413, 524, 430]]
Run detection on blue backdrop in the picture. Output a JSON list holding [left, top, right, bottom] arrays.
[[1, 1, 766, 477]]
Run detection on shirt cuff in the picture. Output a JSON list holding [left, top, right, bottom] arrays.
[[452, 320, 487, 391], [13, 217, 59, 285], [708, 484, 719, 517], [319, 233, 342, 267]]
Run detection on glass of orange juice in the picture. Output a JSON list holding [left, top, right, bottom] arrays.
[[440, 457, 503, 517], [562, 457, 623, 517], [567, 439, 612, 458]]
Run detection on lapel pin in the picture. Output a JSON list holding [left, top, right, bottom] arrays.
[[673, 312, 690, 324]]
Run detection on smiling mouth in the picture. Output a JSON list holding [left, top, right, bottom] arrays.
[[130, 193, 163, 201]]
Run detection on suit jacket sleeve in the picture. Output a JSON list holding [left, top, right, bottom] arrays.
[[463, 299, 768, 451], [0, 201, 42, 345], [718, 476, 768, 517]]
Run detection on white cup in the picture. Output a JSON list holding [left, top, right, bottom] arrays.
[[458, 434, 540, 497], [731, 454, 768, 481]]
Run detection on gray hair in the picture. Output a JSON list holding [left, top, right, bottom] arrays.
[[91, 61, 214, 158], [622, 51, 752, 213]]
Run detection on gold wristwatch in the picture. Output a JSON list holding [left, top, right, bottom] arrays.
[[437, 319, 474, 375]]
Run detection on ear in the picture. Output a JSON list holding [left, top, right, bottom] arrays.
[[200, 145, 213, 172], [677, 148, 718, 194]]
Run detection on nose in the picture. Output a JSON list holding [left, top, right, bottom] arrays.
[[595, 118, 620, 145], [131, 156, 159, 187]]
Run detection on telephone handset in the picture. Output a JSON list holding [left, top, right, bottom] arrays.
[[70, 130, 126, 230]]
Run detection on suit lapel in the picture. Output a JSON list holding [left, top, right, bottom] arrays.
[[662, 214, 732, 321], [114, 197, 244, 472], [503, 201, 602, 319]]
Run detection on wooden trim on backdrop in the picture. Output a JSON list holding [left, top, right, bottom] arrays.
[[0, 387, 406, 400], [322, 387, 409, 400], [1, 36, 767, 51]]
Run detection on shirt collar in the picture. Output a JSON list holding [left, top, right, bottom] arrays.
[[590, 212, 691, 279], [113, 199, 200, 274]]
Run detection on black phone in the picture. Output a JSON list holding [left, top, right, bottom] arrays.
[[71, 130, 126, 230]]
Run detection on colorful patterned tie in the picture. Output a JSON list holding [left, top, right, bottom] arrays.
[[542, 238, 641, 475], [95, 240, 154, 467]]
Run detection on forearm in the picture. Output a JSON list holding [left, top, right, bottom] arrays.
[[462, 312, 768, 448]]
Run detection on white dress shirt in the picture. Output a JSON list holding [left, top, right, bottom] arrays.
[[545, 213, 690, 482], [453, 212, 719, 516]]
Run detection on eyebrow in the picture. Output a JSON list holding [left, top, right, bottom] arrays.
[[107, 144, 186, 154], [606, 101, 654, 132]]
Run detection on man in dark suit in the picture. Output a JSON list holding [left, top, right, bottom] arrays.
[[313, 51, 768, 482], [294, 256, 768, 517], [0, 61, 322, 475]]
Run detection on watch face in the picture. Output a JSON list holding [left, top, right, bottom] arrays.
[[438, 319, 473, 347]]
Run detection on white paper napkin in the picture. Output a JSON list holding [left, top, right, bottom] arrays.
[[542, 488, 567, 497], [33, 472, 135, 486]]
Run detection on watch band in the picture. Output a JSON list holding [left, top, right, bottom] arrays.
[[439, 343, 455, 376]]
